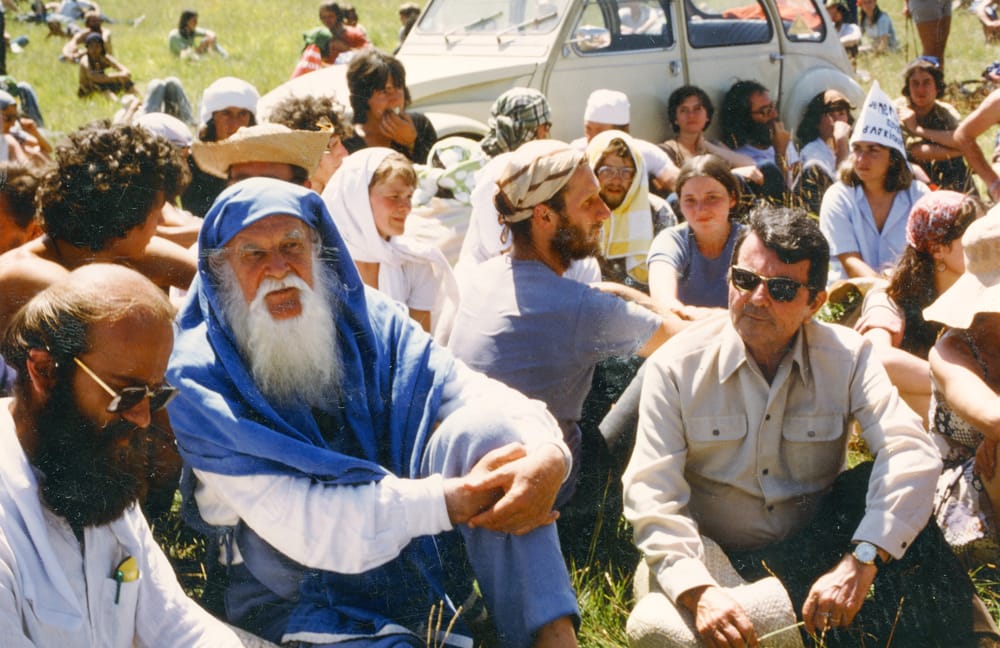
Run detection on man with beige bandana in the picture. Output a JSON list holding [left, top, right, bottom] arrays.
[[448, 139, 683, 507]]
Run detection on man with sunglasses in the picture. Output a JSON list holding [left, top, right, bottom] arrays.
[[0, 264, 245, 647], [624, 206, 984, 647]]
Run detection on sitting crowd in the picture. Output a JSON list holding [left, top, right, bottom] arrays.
[[5, 3, 1000, 648]]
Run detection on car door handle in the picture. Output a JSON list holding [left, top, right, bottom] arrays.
[[770, 53, 784, 62], [670, 60, 681, 75]]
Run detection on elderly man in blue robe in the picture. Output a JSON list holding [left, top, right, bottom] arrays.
[[166, 177, 579, 648]]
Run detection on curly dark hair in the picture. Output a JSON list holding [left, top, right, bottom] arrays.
[[720, 80, 768, 149], [0, 162, 42, 230], [268, 95, 352, 139], [347, 49, 411, 124], [667, 85, 714, 134], [37, 122, 189, 251]]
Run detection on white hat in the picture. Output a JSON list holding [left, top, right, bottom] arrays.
[[136, 112, 193, 148], [584, 89, 630, 125], [629, 537, 804, 648], [199, 76, 260, 128], [192, 123, 330, 179], [849, 81, 905, 158], [923, 204, 1000, 329]]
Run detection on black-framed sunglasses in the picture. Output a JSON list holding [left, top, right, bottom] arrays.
[[73, 357, 178, 414], [730, 266, 808, 303]]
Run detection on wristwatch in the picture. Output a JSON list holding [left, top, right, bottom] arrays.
[[852, 541, 883, 568]]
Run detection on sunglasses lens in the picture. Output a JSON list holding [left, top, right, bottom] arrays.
[[109, 388, 148, 414], [149, 386, 179, 412], [767, 279, 801, 302], [731, 267, 761, 292]]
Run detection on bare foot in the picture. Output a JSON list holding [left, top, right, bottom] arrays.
[[532, 616, 577, 648]]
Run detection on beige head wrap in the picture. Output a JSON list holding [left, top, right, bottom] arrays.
[[494, 140, 585, 223]]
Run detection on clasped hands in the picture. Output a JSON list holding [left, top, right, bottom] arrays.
[[443, 442, 566, 536]]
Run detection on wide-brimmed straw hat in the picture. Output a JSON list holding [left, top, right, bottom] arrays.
[[628, 537, 804, 648], [192, 123, 330, 179], [923, 205, 1000, 329]]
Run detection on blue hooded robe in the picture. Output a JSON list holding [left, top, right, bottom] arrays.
[[166, 178, 465, 645]]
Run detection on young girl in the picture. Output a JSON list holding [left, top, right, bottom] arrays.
[[646, 154, 742, 317], [322, 148, 458, 340]]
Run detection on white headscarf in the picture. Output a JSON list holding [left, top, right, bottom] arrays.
[[322, 147, 459, 342]]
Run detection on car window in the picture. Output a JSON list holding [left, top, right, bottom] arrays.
[[416, 0, 571, 34], [571, 0, 674, 53], [685, 0, 774, 47], [775, 0, 827, 41]]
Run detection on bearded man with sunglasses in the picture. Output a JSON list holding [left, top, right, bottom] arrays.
[[0, 264, 245, 647], [624, 206, 987, 647]]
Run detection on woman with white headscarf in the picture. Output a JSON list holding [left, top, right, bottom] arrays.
[[322, 147, 458, 342]]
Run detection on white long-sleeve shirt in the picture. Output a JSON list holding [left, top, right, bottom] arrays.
[[0, 401, 243, 648], [193, 360, 569, 574]]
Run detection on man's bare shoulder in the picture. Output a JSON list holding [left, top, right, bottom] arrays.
[[0, 242, 71, 327]]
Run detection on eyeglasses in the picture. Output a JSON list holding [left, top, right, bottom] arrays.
[[730, 266, 808, 302], [751, 103, 776, 117], [595, 165, 636, 182], [73, 357, 178, 414]]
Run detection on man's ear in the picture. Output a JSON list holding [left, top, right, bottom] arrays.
[[25, 348, 58, 399], [806, 289, 828, 320], [533, 203, 553, 224]]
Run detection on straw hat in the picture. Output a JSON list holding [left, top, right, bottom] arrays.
[[923, 205, 1000, 329], [628, 537, 804, 648], [192, 123, 330, 179]]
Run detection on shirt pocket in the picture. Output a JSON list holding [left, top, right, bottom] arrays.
[[96, 572, 139, 648], [686, 416, 748, 481], [781, 414, 846, 485]]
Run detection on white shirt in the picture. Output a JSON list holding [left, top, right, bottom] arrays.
[[0, 400, 242, 648], [193, 361, 569, 574]]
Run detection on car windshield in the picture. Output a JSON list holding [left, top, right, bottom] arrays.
[[416, 0, 569, 34]]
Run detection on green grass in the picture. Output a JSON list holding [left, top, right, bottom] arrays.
[[17, 1, 996, 645]]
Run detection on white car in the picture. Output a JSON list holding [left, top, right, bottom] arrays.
[[260, 0, 863, 143]]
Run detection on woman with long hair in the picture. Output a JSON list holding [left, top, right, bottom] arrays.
[[168, 9, 226, 59], [855, 190, 979, 424], [819, 93, 929, 283], [647, 154, 741, 317]]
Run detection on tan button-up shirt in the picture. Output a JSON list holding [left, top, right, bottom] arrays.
[[624, 314, 941, 602]]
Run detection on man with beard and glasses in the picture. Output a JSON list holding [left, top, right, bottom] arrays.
[[448, 140, 683, 513], [720, 80, 800, 202], [166, 177, 579, 648], [0, 264, 245, 647], [584, 130, 676, 290], [624, 206, 991, 648]]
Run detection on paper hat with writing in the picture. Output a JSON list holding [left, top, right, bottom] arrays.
[[849, 81, 905, 157]]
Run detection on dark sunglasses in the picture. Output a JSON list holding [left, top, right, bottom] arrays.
[[730, 266, 808, 302], [73, 357, 178, 414]]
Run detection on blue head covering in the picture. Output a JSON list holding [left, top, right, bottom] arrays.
[[167, 177, 454, 484]]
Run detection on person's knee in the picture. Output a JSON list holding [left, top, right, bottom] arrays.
[[422, 403, 526, 476]]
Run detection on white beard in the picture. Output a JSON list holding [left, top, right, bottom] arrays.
[[217, 259, 341, 408]]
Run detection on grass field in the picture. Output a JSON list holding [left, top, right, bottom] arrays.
[[9, 1, 1000, 646]]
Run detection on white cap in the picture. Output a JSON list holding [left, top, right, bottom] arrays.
[[584, 89, 630, 125], [849, 81, 905, 158], [199, 76, 260, 128], [136, 112, 193, 148]]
